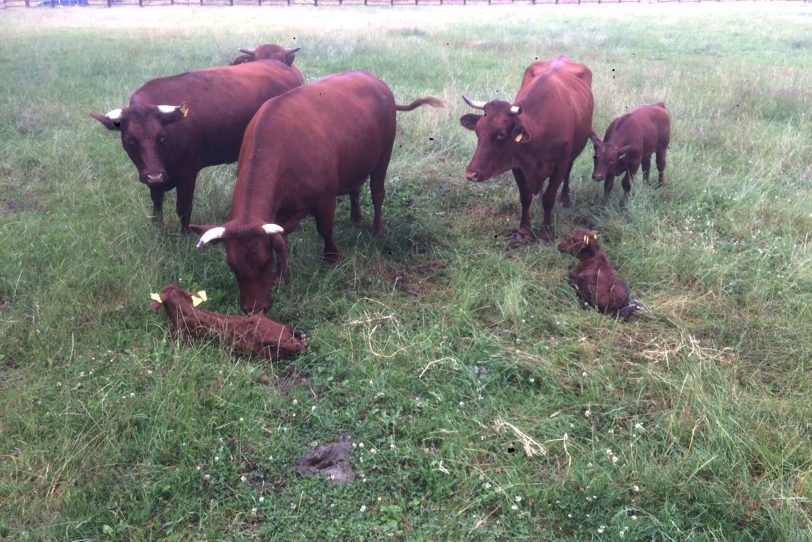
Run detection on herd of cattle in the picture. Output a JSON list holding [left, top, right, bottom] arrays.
[[92, 43, 670, 354]]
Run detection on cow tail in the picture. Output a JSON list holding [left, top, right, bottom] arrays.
[[395, 96, 445, 112]]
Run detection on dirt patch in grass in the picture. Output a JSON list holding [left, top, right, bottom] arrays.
[[368, 260, 447, 298]]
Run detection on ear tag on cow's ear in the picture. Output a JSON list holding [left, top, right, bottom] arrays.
[[514, 133, 523, 143], [583, 235, 590, 245], [150, 293, 163, 304], [191, 291, 207, 307], [179, 102, 189, 118]]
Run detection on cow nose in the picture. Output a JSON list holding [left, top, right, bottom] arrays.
[[145, 172, 166, 184], [241, 302, 270, 315], [465, 168, 481, 182], [592, 173, 604, 182]]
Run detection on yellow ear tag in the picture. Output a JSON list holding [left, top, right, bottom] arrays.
[[593, 233, 598, 240], [583, 235, 590, 245], [150, 293, 163, 304], [179, 102, 189, 118], [514, 133, 523, 143], [191, 295, 203, 307], [196, 290, 207, 302]]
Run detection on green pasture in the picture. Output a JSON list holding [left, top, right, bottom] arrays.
[[1, 3, 811, 540]]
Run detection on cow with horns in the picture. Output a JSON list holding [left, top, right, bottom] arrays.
[[459, 55, 594, 244], [91, 44, 304, 232], [191, 71, 443, 315]]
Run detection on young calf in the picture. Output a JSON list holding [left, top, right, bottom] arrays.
[[150, 284, 306, 360], [590, 102, 670, 199], [557, 230, 642, 320]]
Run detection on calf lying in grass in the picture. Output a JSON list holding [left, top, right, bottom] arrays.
[[150, 284, 306, 360], [558, 230, 642, 320]]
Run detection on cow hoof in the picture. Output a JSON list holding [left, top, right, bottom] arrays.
[[508, 230, 535, 248], [560, 195, 572, 208], [322, 257, 340, 268]]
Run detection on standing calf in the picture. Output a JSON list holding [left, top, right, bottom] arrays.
[[557, 230, 642, 320], [590, 102, 670, 199], [150, 284, 306, 360]]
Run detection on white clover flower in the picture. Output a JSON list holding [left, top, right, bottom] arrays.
[[633, 485, 640, 493], [359, 442, 364, 448], [203, 474, 211, 481], [241, 476, 247, 483], [635, 422, 644, 432], [584, 410, 591, 417], [292, 399, 298, 405], [370, 448, 377, 454], [515, 496, 522, 503], [389, 443, 395, 449], [612, 456, 619, 464], [360, 505, 367, 512], [251, 508, 257, 515], [597, 525, 605, 534], [214, 456, 220, 462], [484, 482, 491, 489], [511, 505, 518, 510], [259, 496, 265, 503], [239, 417, 244, 423]]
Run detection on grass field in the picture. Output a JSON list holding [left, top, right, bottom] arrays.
[[1, 3, 811, 540]]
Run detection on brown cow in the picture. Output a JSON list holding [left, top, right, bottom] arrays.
[[150, 284, 306, 360], [231, 44, 304, 82], [91, 45, 303, 231], [189, 71, 442, 314], [557, 229, 642, 320], [460, 55, 594, 244], [590, 102, 670, 199]]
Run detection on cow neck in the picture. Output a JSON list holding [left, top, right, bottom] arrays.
[[229, 159, 283, 224]]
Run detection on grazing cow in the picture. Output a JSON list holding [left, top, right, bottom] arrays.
[[190, 71, 442, 314], [150, 284, 307, 359], [91, 44, 304, 231], [460, 55, 594, 244], [557, 229, 642, 320], [590, 102, 670, 199]]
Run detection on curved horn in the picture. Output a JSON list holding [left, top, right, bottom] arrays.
[[196, 226, 226, 248], [462, 95, 487, 110], [239, 48, 255, 55], [105, 108, 123, 121], [262, 224, 284, 235], [157, 105, 180, 114], [286, 47, 301, 55], [509, 105, 522, 115]]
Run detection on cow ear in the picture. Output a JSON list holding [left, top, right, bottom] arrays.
[[158, 105, 186, 126], [589, 130, 602, 147], [510, 120, 531, 144], [617, 145, 634, 160], [459, 113, 482, 131], [90, 112, 122, 131]]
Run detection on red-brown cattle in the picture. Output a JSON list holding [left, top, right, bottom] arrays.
[[91, 45, 304, 231], [557, 229, 642, 320], [151, 284, 307, 360], [190, 71, 442, 314], [590, 102, 670, 199], [460, 55, 594, 243]]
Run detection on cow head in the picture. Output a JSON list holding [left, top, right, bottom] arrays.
[[232, 45, 301, 66], [190, 222, 285, 315], [558, 229, 600, 258], [459, 96, 530, 182], [589, 130, 632, 183], [90, 104, 187, 187]]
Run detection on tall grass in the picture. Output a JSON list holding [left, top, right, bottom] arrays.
[[1, 4, 811, 539]]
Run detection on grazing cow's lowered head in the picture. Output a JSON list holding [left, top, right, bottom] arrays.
[[90, 104, 187, 187], [589, 130, 632, 183], [190, 222, 286, 315], [231, 44, 301, 66], [459, 97, 530, 183]]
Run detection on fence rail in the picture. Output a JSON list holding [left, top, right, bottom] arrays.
[[2, 0, 809, 8]]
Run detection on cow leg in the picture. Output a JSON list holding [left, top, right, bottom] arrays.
[[314, 199, 340, 266], [511, 168, 534, 244], [559, 160, 575, 208], [603, 175, 615, 201], [622, 162, 640, 197], [270, 234, 289, 286], [369, 152, 391, 237], [348, 189, 363, 227], [174, 171, 197, 233], [539, 168, 566, 243], [149, 187, 165, 224], [641, 155, 652, 184], [656, 148, 667, 187]]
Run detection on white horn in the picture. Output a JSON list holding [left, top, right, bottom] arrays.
[[239, 48, 255, 55], [196, 226, 226, 248], [462, 95, 487, 110], [509, 105, 522, 115], [105, 108, 123, 120], [262, 224, 284, 235], [157, 105, 180, 114]]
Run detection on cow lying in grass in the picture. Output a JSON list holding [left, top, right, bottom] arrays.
[[589, 102, 671, 199], [150, 284, 306, 360], [557, 230, 642, 320]]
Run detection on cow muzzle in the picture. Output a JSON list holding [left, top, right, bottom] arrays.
[[142, 172, 168, 186], [241, 299, 272, 316], [592, 173, 605, 182], [465, 168, 482, 182]]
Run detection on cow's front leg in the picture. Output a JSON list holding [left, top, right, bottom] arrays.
[[622, 162, 640, 197], [270, 233, 289, 286], [641, 155, 652, 184], [603, 175, 616, 201], [314, 198, 340, 266], [149, 186, 165, 224], [510, 168, 535, 245]]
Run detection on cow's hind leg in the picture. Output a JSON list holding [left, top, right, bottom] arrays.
[[314, 198, 340, 266], [510, 168, 535, 246], [559, 160, 575, 208], [174, 170, 198, 233], [369, 152, 391, 237], [656, 148, 667, 187], [348, 189, 363, 227], [539, 167, 566, 243]]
